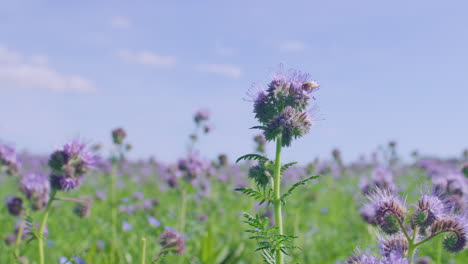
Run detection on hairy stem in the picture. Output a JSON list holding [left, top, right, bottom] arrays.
[[273, 135, 284, 264], [407, 226, 419, 264], [14, 216, 25, 257], [38, 190, 56, 264]]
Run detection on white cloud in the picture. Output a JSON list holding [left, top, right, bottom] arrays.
[[280, 40, 306, 52], [0, 45, 96, 93], [110, 16, 131, 29], [196, 63, 242, 78], [117, 49, 177, 67]]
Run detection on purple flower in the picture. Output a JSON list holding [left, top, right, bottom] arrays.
[[430, 211, 468, 253], [0, 143, 19, 175], [158, 230, 185, 255], [253, 134, 267, 153], [48, 140, 97, 191], [147, 216, 161, 227], [19, 172, 50, 211], [367, 188, 407, 235], [122, 221, 133, 231], [194, 109, 210, 124], [177, 152, 208, 183], [413, 189, 449, 228], [250, 65, 318, 147], [112, 128, 127, 145], [6, 196, 23, 216]]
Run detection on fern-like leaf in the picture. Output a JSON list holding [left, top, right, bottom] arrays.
[[236, 154, 270, 163], [280, 162, 298, 174], [280, 175, 320, 205]]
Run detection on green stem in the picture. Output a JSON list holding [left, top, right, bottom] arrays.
[[38, 190, 56, 264], [179, 188, 187, 234], [110, 160, 118, 263], [397, 220, 411, 242], [273, 135, 284, 264], [14, 216, 25, 257], [54, 197, 83, 203], [141, 238, 147, 264], [407, 226, 419, 264]]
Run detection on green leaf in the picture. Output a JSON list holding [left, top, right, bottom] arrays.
[[236, 154, 270, 163], [280, 175, 321, 205], [235, 188, 273, 204], [250, 126, 266, 130], [280, 162, 298, 174]]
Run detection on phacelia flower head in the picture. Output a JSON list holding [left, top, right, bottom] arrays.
[[177, 152, 208, 182], [0, 143, 19, 175], [112, 128, 127, 145], [377, 233, 408, 258], [158, 230, 186, 255], [412, 189, 449, 228], [194, 109, 210, 124], [250, 65, 318, 147], [253, 134, 267, 153], [430, 211, 468, 253], [48, 140, 97, 191], [367, 188, 408, 235], [347, 250, 381, 264], [6, 196, 23, 216], [19, 172, 50, 211]]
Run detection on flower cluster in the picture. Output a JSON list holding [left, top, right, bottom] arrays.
[[253, 134, 267, 153], [112, 128, 127, 145], [19, 173, 50, 211], [158, 230, 186, 255], [251, 65, 319, 147], [49, 141, 97, 191], [350, 187, 468, 263], [0, 143, 19, 175]]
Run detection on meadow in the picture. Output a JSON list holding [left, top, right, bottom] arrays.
[[1, 142, 467, 263], [0, 68, 467, 264]]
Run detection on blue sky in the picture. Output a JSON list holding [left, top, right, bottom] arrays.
[[0, 0, 467, 164]]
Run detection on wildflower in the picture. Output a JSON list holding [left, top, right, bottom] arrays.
[[133, 191, 144, 200], [347, 250, 381, 264], [360, 203, 376, 224], [194, 109, 210, 124], [430, 211, 468, 253], [413, 190, 448, 228], [147, 216, 161, 227], [263, 106, 311, 147], [158, 230, 185, 255], [0, 143, 19, 175], [6, 196, 23, 216], [177, 152, 208, 182], [253, 134, 267, 153], [73, 196, 93, 218], [112, 128, 127, 145], [251, 66, 317, 147], [19, 173, 50, 211], [49, 140, 97, 191], [377, 233, 408, 258], [367, 188, 407, 235], [122, 221, 133, 231]]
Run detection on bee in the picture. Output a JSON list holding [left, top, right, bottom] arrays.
[[301, 81, 319, 99]]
